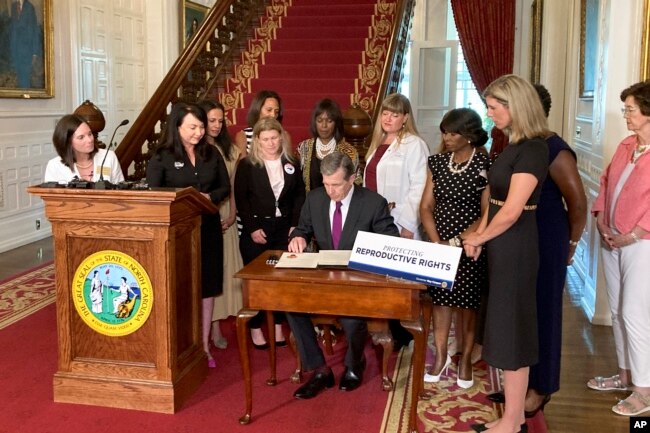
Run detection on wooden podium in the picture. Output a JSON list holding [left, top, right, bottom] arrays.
[[27, 186, 217, 413]]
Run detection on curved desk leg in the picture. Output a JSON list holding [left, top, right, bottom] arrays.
[[401, 299, 432, 433], [237, 309, 258, 425], [266, 310, 277, 386]]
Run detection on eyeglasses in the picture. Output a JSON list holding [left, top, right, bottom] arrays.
[[621, 107, 640, 116]]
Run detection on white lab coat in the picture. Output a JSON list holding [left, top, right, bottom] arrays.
[[364, 133, 429, 239]]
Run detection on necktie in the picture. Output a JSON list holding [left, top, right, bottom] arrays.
[[332, 201, 342, 250]]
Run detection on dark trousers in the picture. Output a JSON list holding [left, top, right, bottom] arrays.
[[239, 216, 289, 329], [286, 312, 368, 371]]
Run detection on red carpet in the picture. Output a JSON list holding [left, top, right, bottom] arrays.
[[221, 0, 395, 144], [0, 261, 54, 330], [0, 306, 394, 433], [0, 264, 548, 433]]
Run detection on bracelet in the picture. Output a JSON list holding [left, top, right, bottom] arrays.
[[569, 240, 579, 247], [448, 237, 463, 247], [630, 231, 640, 242]]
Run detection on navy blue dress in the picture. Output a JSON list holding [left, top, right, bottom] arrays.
[[528, 134, 575, 394]]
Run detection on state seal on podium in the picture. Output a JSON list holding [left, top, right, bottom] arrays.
[[72, 250, 153, 337]]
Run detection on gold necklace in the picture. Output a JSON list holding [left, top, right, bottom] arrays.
[[76, 160, 93, 169]]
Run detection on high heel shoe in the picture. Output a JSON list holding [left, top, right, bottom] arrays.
[[457, 371, 474, 389], [524, 394, 551, 418], [424, 354, 452, 383]]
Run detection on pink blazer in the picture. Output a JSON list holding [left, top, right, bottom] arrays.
[[592, 135, 650, 238]]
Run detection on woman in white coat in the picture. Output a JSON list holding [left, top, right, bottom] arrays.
[[364, 93, 429, 347], [364, 93, 429, 240]]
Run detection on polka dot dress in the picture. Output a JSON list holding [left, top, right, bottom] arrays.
[[427, 151, 489, 309]]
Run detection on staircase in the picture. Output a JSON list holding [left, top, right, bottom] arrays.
[[222, 0, 388, 143], [115, 0, 414, 179]]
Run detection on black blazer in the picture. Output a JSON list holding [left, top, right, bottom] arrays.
[[234, 156, 305, 234], [146, 148, 230, 205], [291, 185, 399, 249]]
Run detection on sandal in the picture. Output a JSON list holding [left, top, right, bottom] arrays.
[[612, 392, 650, 416], [587, 374, 629, 391]]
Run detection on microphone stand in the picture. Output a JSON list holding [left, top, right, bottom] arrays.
[[95, 119, 129, 190]]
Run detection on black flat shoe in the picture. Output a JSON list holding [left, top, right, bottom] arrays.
[[524, 394, 551, 418], [275, 339, 287, 347], [252, 342, 269, 350], [487, 391, 505, 403], [293, 370, 335, 399], [471, 423, 527, 433]]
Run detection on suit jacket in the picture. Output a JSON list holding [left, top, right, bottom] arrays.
[[234, 156, 305, 234], [291, 185, 399, 249], [146, 147, 230, 204]]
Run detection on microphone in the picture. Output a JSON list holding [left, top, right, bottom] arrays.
[[95, 119, 129, 190]]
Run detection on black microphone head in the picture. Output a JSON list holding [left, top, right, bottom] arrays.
[[119, 119, 129, 126]]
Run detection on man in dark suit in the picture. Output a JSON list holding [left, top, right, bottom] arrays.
[[286, 151, 399, 399], [10, 0, 41, 88]]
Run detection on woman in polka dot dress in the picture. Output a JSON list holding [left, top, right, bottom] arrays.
[[420, 108, 490, 389]]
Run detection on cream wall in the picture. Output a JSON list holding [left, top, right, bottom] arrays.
[[539, 0, 645, 324], [0, 0, 179, 253]]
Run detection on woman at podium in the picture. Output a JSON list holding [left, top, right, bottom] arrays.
[[146, 102, 231, 369], [44, 114, 125, 184]]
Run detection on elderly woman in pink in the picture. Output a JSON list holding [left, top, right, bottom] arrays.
[[589, 80, 650, 416]]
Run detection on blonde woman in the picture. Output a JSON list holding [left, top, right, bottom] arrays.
[[363, 93, 429, 348], [364, 93, 429, 241], [234, 117, 305, 349], [464, 75, 549, 433]]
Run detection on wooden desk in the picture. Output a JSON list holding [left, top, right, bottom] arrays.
[[235, 251, 430, 433]]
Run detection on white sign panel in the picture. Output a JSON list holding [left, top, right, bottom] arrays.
[[348, 231, 462, 289]]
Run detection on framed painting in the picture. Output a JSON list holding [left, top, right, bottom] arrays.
[[0, 0, 53, 98], [182, 0, 209, 48], [579, 0, 599, 98]]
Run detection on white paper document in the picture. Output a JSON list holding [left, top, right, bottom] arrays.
[[274, 250, 351, 268]]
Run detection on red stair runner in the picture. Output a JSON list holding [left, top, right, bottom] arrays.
[[221, 0, 395, 145]]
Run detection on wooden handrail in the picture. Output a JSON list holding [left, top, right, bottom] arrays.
[[372, 0, 415, 124], [115, 0, 266, 179], [114, 0, 412, 180]]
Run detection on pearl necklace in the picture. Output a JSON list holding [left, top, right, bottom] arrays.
[[633, 140, 650, 163], [448, 147, 475, 174], [315, 137, 336, 159]]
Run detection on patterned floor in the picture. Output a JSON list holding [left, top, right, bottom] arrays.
[[0, 263, 55, 329], [381, 345, 500, 433]]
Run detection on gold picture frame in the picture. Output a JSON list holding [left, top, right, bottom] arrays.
[[182, 0, 209, 48], [579, 0, 598, 98], [0, 0, 53, 98], [641, 0, 650, 80], [529, 0, 543, 84]]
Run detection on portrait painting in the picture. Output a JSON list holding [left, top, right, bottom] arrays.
[[579, 0, 599, 98], [0, 0, 53, 98], [182, 0, 209, 48]]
